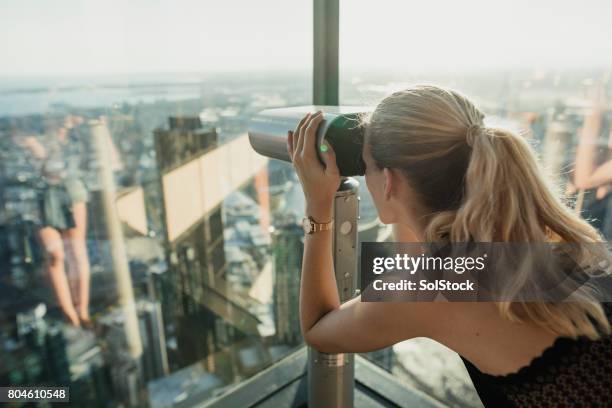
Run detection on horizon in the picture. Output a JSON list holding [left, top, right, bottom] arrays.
[[0, 63, 609, 81]]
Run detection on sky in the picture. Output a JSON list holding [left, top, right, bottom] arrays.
[[0, 0, 611, 76], [342, 0, 612, 73]]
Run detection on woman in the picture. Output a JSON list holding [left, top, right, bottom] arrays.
[[25, 116, 91, 327], [287, 85, 611, 407]]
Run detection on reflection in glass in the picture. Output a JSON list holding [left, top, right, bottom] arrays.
[[0, 72, 311, 406], [21, 116, 92, 327]]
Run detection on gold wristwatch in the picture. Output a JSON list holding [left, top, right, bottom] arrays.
[[302, 216, 333, 234]]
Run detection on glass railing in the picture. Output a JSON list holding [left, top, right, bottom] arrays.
[[0, 71, 318, 406], [0, 2, 314, 406], [2, 1, 611, 407]]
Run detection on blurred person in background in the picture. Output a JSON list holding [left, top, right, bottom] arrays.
[[22, 115, 91, 327], [574, 85, 612, 240]]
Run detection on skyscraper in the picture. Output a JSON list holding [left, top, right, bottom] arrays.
[[137, 299, 169, 382], [271, 220, 304, 346], [154, 116, 230, 367]]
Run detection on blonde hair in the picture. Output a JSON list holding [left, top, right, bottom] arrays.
[[363, 84, 610, 340]]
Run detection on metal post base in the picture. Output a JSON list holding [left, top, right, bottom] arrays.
[[307, 177, 358, 408]]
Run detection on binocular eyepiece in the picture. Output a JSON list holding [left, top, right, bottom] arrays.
[[247, 106, 370, 177]]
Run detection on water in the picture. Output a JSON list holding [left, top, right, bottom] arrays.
[[0, 71, 311, 117], [0, 75, 205, 117]]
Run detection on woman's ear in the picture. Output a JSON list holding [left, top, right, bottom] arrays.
[[383, 167, 393, 201]]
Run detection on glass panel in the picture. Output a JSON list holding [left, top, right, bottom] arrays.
[[341, 0, 612, 406], [0, 1, 311, 406]]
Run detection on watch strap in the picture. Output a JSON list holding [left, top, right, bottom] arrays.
[[304, 216, 333, 234]]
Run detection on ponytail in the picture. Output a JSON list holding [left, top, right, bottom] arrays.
[[439, 126, 609, 339], [429, 126, 599, 242]]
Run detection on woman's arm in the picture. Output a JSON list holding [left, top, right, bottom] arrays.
[[301, 217, 445, 353], [575, 130, 612, 189], [299, 204, 339, 343], [288, 112, 441, 353], [287, 111, 341, 342], [581, 159, 612, 189]]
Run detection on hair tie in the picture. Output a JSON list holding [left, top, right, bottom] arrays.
[[466, 124, 483, 147]]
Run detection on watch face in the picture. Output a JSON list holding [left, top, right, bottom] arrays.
[[302, 217, 312, 234]]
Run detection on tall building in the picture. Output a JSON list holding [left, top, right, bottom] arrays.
[[271, 220, 304, 346], [137, 299, 170, 381], [153, 116, 265, 373], [154, 116, 228, 367], [97, 299, 169, 399]]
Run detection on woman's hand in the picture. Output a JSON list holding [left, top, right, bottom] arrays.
[[287, 111, 341, 221]]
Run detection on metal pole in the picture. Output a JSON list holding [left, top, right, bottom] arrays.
[[308, 177, 358, 407], [313, 0, 340, 106]]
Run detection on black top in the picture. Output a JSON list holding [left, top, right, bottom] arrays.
[[461, 303, 612, 407]]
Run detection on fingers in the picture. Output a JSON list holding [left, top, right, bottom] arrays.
[[293, 113, 311, 160], [287, 130, 294, 158], [291, 129, 299, 158], [320, 141, 340, 176], [303, 111, 324, 159], [291, 110, 327, 171]]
